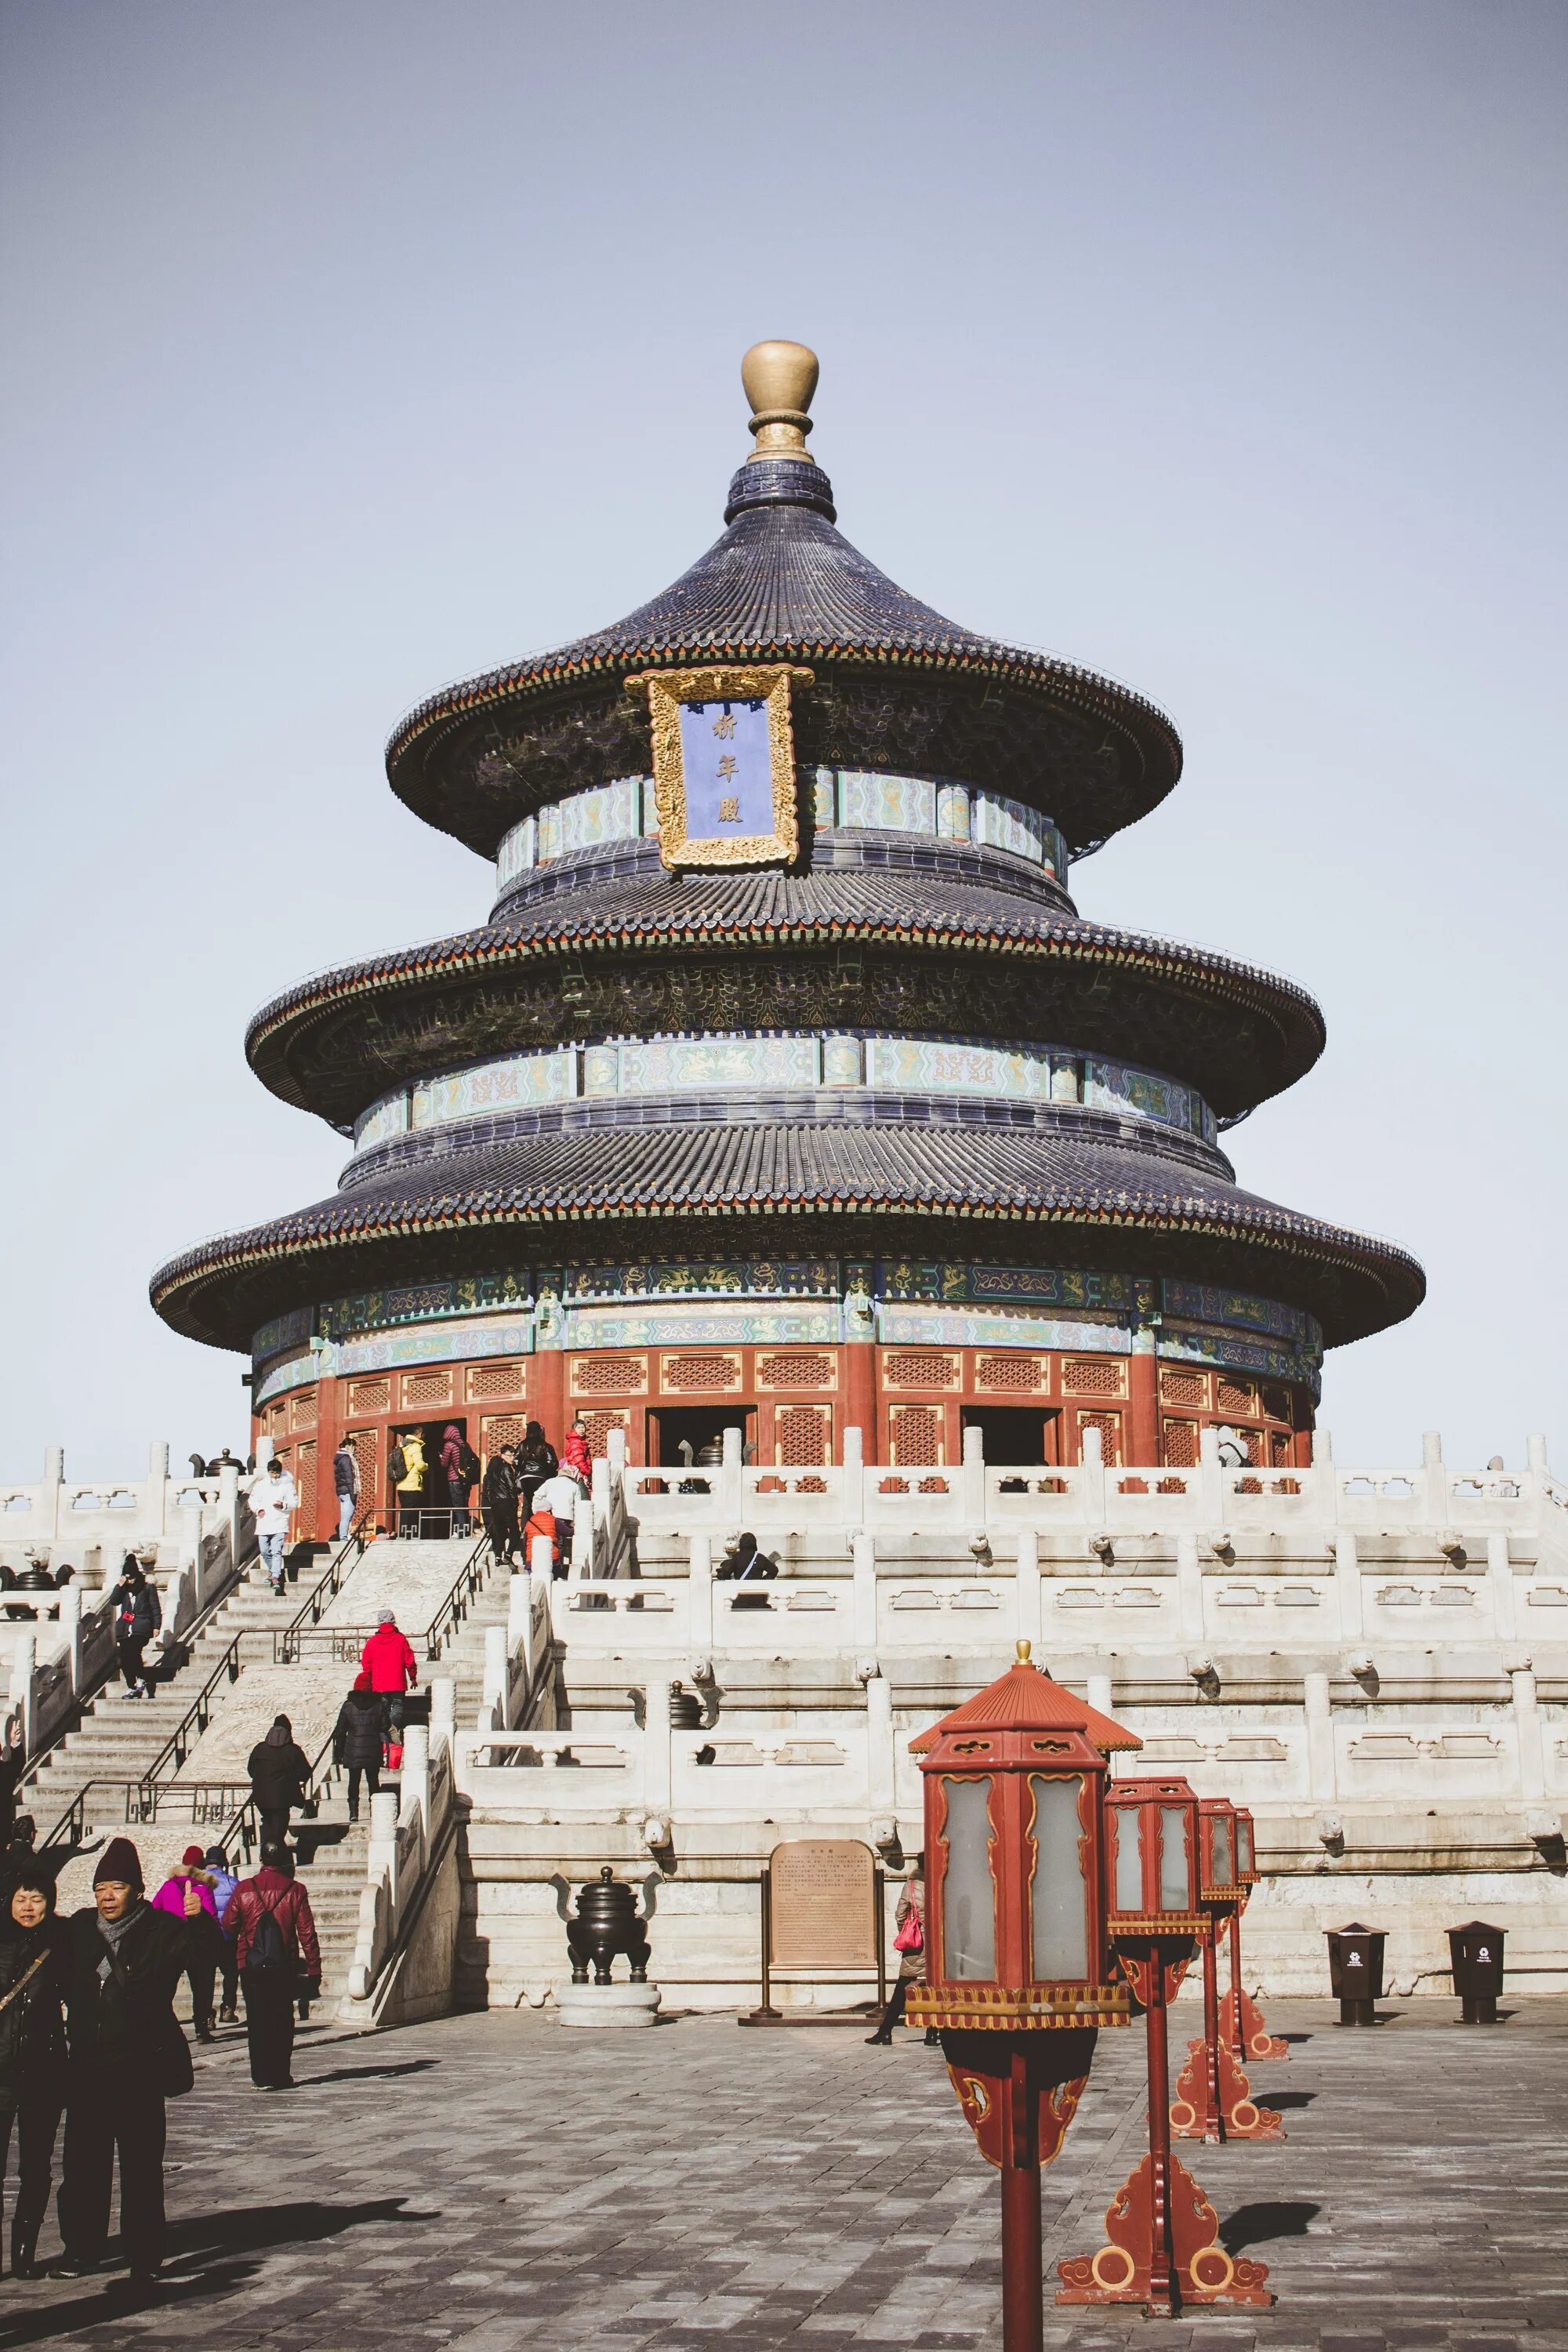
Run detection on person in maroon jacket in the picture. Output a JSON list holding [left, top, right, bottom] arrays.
[[220, 1847, 321, 2092], [359, 1609, 419, 1733]]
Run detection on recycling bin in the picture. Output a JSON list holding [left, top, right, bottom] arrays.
[[1325, 1922, 1385, 2026], [1447, 1920, 1504, 2024]]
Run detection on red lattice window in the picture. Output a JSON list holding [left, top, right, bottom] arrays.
[[346, 1427, 380, 1506], [265, 1402, 288, 1439], [775, 1405, 832, 1466], [975, 1355, 1043, 1392], [401, 1368, 454, 1410], [889, 1404, 943, 1466], [1156, 1475, 1187, 1494], [661, 1355, 742, 1393], [347, 1377, 392, 1417], [757, 1353, 835, 1390], [1216, 1378, 1255, 1417], [1160, 1368, 1207, 1409], [1062, 1359, 1125, 1396], [918, 1475, 949, 1494], [480, 1414, 528, 1467], [576, 1409, 629, 1458], [572, 1356, 648, 1395], [1161, 1418, 1200, 1468], [289, 1389, 318, 1432], [1269, 1429, 1292, 1468], [468, 1362, 525, 1403], [293, 1440, 317, 1528], [1076, 1410, 1123, 1466], [883, 1352, 958, 1390]]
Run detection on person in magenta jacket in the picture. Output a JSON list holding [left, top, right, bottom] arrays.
[[359, 1610, 418, 1731], [151, 1846, 220, 2042]]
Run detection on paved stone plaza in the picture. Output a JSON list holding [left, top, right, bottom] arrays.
[[0, 2000, 1563, 2349]]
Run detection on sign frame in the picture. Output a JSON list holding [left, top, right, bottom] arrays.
[[626, 662, 812, 871]]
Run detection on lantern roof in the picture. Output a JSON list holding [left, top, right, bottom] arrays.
[[908, 1641, 1142, 1755]]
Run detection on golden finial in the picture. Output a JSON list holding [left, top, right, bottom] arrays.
[[742, 339, 818, 465], [1015, 1639, 1033, 1663]]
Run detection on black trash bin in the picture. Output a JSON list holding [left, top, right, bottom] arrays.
[[1447, 1920, 1504, 2024], [1325, 1922, 1385, 2025]]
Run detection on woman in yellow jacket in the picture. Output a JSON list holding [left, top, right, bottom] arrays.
[[393, 1432, 426, 1535]]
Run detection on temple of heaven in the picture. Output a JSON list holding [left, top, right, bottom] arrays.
[[151, 341, 1424, 1534]]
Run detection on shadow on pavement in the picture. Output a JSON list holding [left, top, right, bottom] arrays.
[[1219, 2199, 1322, 2255], [302, 2059, 441, 2086]]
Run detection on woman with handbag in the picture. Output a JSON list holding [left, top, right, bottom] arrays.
[[866, 1866, 937, 2046], [0, 1864, 68, 2276]]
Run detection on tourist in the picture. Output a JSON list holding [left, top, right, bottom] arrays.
[[440, 1422, 467, 1529], [390, 1428, 428, 1535], [52, 1837, 198, 2282], [201, 1846, 240, 2023], [516, 1421, 557, 1521], [249, 1456, 298, 1594], [0, 1864, 68, 2278], [481, 1442, 521, 1563], [716, 1530, 775, 1581], [359, 1606, 419, 1731], [332, 1671, 385, 1820], [245, 1715, 312, 1850], [561, 1417, 593, 1483], [0, 1820, 38, 1908], [866, 1864, 935, 2045], [332, 1435, 360, 1542], [221, 1845, 321, 2092], [108, 1555, 162, 1699], [150, 1847, 220, 2042]]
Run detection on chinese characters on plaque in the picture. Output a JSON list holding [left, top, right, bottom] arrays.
[[678, 698, 772, 838], [626, 662, 811, 870]]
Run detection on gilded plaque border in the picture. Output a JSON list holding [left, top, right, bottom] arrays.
[[626, 663, 812, 870]]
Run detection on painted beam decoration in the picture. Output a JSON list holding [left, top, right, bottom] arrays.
[[628, 663, 811, 870]]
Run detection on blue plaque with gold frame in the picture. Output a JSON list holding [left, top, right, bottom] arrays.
[[626, 663, 812, 871]]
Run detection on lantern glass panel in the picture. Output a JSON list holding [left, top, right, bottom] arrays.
[[1158, 1804, 1191, 1909], [1029, 1773, 1088, 1979], [939, 1775, 996, 1978], [1236, 1817, 1254, 1873], [1111, 1804, 1142, 1913], [1210, 1813, 1233, 1886]]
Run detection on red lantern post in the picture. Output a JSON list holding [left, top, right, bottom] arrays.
[[1171, 1796, 1283, 2143], [1058, 1775, 1272, 2314], [906, 1642, 1134, 2352], [1219, 1806, 1287, 2063]]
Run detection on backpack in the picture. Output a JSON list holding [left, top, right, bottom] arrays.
[[459, 1441, 481, 1484], [387, 1443, 408, 1485], [245, 1888, 295, 1974]]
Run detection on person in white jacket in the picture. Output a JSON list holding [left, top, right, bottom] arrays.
[[249, 1458, 299, 1594]]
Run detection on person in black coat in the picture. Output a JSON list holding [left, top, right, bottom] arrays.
[[332, 1676, 385, 1821], [107, 1559, 162, 1699], [246, 1716, 311, 1849], [52, 1838, 198, 2282], [516, 1423, 557, 1522], [0, 1864, 68, 2277], [480, 1444, 521, 1563]]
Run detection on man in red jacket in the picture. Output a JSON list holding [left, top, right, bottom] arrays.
[[359, 1608, 419, 1732], [220, 1846, 321, 2091]]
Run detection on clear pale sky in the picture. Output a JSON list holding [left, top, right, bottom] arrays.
[[2, 1, 1563, 1479]]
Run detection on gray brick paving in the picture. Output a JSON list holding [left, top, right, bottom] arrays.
[[0, 2000, 1561, 2345]]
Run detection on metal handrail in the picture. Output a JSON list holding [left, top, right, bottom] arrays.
[[132, 1628, 252, 1811], [423, 1527, 492, 1661], [38, 1775, 254, 1857], [278, 1504, 379, 1661]]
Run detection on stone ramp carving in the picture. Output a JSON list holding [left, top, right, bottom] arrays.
[[319, 1536, 477, 1639]]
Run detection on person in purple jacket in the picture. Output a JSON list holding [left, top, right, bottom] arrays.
[[150, 1849, 220, 2043]]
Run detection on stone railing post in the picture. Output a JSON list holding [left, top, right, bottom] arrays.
[[1507, 1656, 1545, 1802], [58, 1585, 82, 1693], [42, 1449, 64, 1542], [1487, 1534, 1515, 1642], [1014, 1530, 1042, 1650], [1198, 1423, 1223, 1525], [147, 1442, 170, 1542], [1175, 1530, 1205, 1643], [428, 1675, 456, 1753], [861, 1664, 895, 1820], [509, 1573, 535, 1686], [1331, 1531, 1362, 1642], [720, 1424, 743, 1518], [644, 1684, 672, 1825], [1304, 1671, 1336, 1802], [9, 1633, 35, 1756], [688, 1534, 713, 1650], [1079, 1423, 1106, 1519], [401, 1723, 430, 1824], [1421, 1428, 1445, 1519], [607, 1423, 627, 1482], [841, 1425, 865, 1529], [961, 1422, 985, 1525], [851, 1531, 878, 1650], [482, 1625, 507, 1724]]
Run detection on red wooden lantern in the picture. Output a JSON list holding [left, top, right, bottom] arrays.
[[1219, 1805, 1288, 2063], [1171, 1794, 1283, 2145], [906, 1642, 1134, 2352], [1059, 1776, 1270, 2315]]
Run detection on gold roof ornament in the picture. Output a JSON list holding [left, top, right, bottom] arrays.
[[742, 339, 819, 465]]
